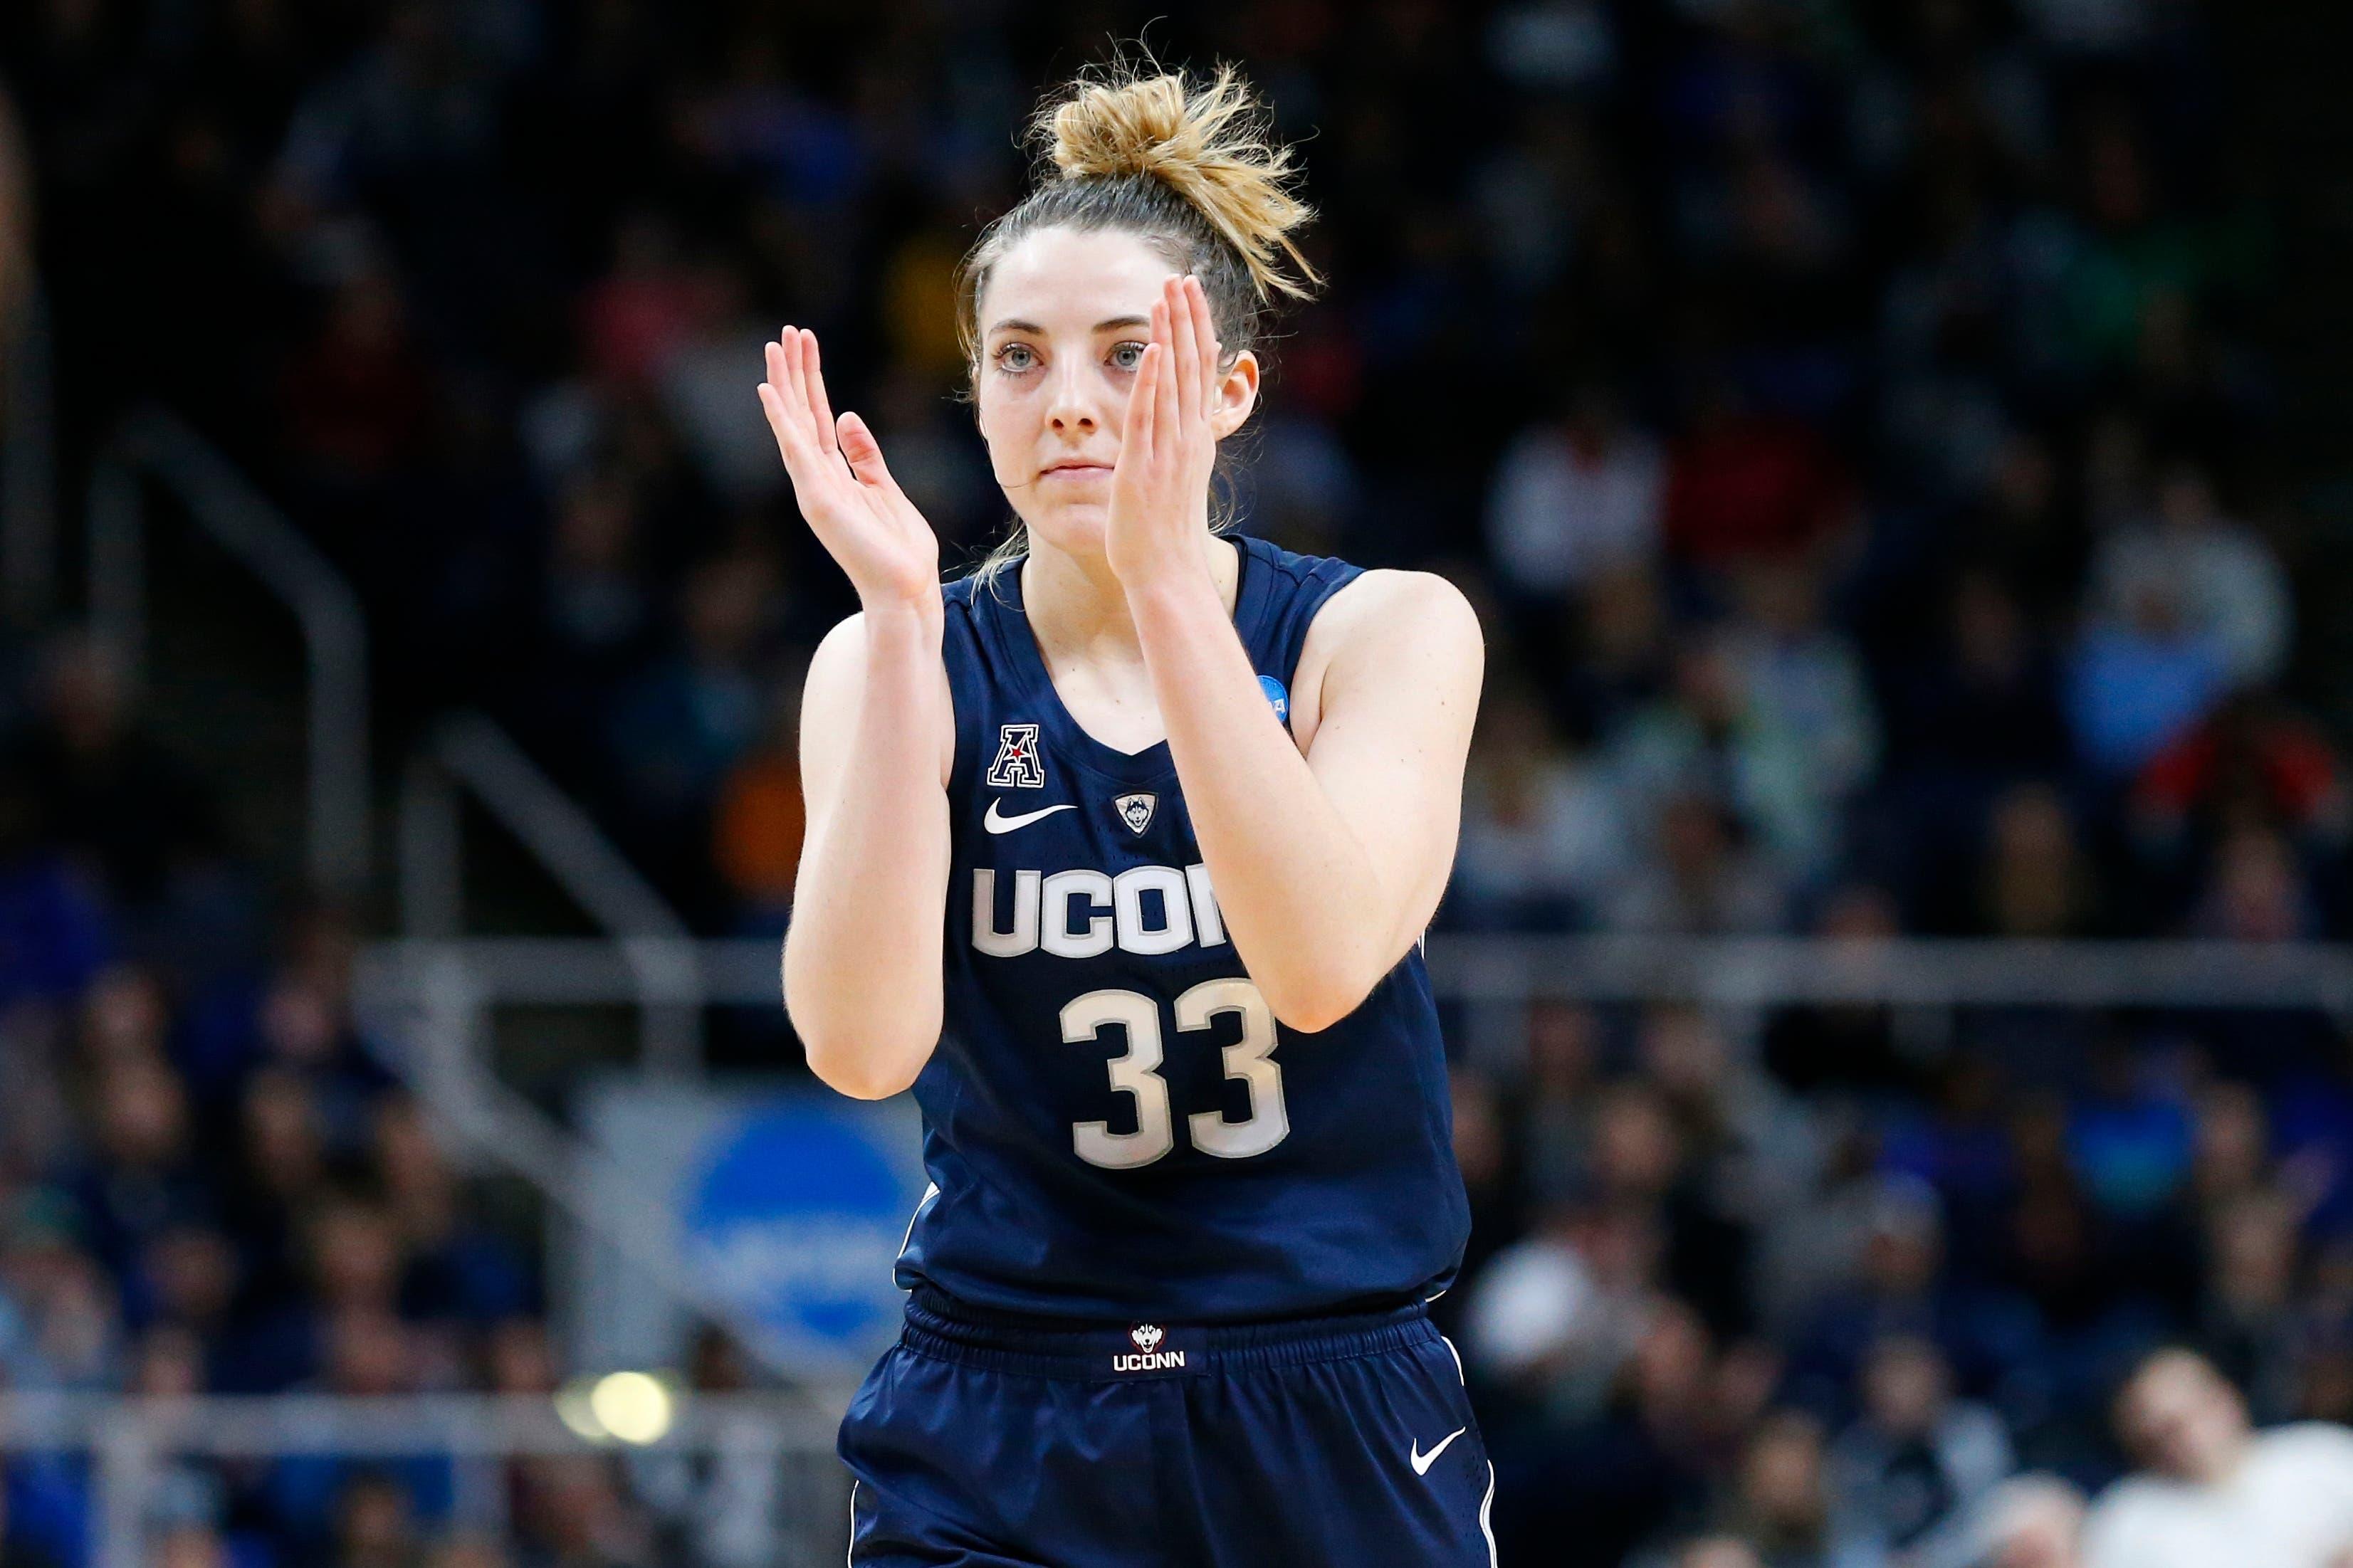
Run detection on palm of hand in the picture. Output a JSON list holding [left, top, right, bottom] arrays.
[[758, 326, 938, 609], [1106, 275, 1225, 588]]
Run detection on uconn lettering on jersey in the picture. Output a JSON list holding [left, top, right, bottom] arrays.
[[971, 864, 1227, 959]]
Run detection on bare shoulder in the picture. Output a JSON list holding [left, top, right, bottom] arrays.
[[1301, 568, 1484, 685], [1312, 567, 1482, 643], [1293, 569, 1485, 745]]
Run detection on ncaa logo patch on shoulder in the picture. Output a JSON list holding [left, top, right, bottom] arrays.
[[1259, 675, 1291, 727], [987, 723, 1045, 789], [1114, 792, 1157, 835]]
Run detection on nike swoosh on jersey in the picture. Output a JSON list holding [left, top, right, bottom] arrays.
[[984, 800, 1076, 834], [1410, 1427, 1467, 1475]]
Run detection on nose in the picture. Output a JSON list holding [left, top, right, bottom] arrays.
[[1044, 357, 1099, 436]]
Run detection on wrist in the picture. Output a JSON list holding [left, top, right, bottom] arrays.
[[861, 589, 944, 649], [1118, 543, 1222, 617]]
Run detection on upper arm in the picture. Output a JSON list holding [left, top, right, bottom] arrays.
[[1295, 569, 1485, 957], [795, 611, 956, 839]]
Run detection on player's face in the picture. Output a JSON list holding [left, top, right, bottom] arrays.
[[973, 226, 1257, 558]]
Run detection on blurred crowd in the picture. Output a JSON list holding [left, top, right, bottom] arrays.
[[1, 0, 2345, 1564]]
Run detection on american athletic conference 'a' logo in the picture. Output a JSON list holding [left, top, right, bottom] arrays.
[[987, 724, 1045, 789]]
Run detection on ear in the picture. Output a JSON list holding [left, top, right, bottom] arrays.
[[1208, 349, 1261, 441]]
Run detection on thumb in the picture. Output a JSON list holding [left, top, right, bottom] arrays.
[[837, 412, 898, 490]]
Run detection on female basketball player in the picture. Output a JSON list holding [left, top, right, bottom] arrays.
[[761, 63, 1492, 1567]]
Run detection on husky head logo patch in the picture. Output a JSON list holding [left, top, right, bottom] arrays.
[[1115, 792, 1157, 835], [987, 724, 1045, 789], [1130, 1322, 1164, 1353]]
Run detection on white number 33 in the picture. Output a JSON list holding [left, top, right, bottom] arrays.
[[1059, 979, 1289, 1169]]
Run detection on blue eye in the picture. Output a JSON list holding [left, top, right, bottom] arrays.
[[1110, 341, 1147, 372], [995, 343, 1037, 372]]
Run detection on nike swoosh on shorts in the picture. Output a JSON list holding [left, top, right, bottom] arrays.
[[1410, 1427, 1467, 1475]]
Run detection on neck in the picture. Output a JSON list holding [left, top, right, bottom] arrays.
[[1022, 531, 1240, 658]]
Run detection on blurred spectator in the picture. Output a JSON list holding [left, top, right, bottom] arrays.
[[1721, 564, 1878, 821], [656, 261, 787, 505], [0, 759, 110, 1011], [1662, 384, 1852, 571], [2134, 694, 2348, 880], [1458, 682, 1634, 928], [1720, 1410, 1880, 1567], [711, 690, 805, 932], [16, 633, 218, 911], [606, 547, 778, 875], [149, 1525, 227, 1568], [1887, 570, 2069, 794], [1609, 638, 1823, 883], [281, 269, 436, 486], [1485, 384, 1665, 600], [2065, 580, 2231, 781], [1825, 1335, 2013, 1565], [1605, 788, 1788, 935], [1977, 785, 2097, 938], [1669, 1540, 1764, 1568], [2083, 1348, 2353, 1568], [1966, 1475, 2086, 1568], [2090, 466, 2290, 690]]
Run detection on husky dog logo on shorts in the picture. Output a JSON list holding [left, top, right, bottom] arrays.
[[1130, 1323, 1163, 1353], [987, 724, 1045, 788], [1115, 792, 1157, 835]]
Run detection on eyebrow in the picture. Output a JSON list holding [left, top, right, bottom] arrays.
[[985, 315, 1153, 337]]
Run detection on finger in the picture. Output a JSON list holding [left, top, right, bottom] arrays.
[[836, 411, 900, 493], [774, 328, 809, 430], [1190, 276, 1222, 404], [1155, 298, 1183, 452], [758, 370, 812, 475], [799, 328, 839, 458], [762, 384, 840, 516], [1123, 342, 1160, 465], [765, 337, 797, 420], [1170, 277, 1201, 426]]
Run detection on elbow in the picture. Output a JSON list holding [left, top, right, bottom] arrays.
[[797, 1024, 933, 1100], [785, 989, 938, 1100], [808, 1053, 924, 1100], [1255, 927, 1415, 1032], [1257, 964, 1380, 1035]]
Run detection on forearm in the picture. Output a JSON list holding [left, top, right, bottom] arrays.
[[1129, 573, 1394, 1029], [784, 604, 951, 1094]]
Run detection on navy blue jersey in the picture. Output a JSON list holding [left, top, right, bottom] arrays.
[[894, 532, 1469, 1322]]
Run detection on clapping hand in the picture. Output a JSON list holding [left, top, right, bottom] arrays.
[[758, 327, 938, 613], [1104, 275, 1225, 593]]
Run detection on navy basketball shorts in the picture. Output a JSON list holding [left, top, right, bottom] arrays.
[[839, 1288, 1497, 1566]]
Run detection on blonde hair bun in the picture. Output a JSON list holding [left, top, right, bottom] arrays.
[[1037, 64, 1319, 303]]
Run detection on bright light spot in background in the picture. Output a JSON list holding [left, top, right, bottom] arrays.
[[554, 1372, 678, 1444], [553, 1379, 607, 1441], [588, 1371, 676, 1444]]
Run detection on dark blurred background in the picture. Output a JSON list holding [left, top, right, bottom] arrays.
[[4, 1, 2353, 1565]]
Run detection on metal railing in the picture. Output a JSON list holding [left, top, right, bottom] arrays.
[[85, 407, 370, 893], [401, 711, 704, 1076], [359, 932, 2353, 1014], [0, 1392, 845, 1568]]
